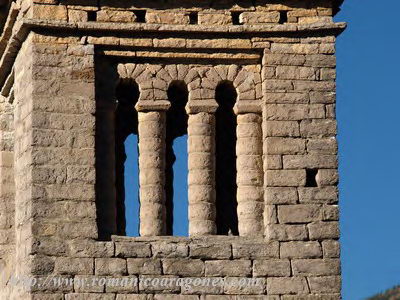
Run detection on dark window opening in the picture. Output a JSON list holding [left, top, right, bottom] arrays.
[[87, 11, 97, 22], [166, 81, 189, 236], [306, 169, 318, 187], [279, 11, 288, 24], [134, 10, 147, 23], [215, 81, 239, 236], [189, 12, 198, 25], [231, 11, 242, 25], [115, 79, 140, 236]]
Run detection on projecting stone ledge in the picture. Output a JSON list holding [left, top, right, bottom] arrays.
[[23, 18, 347, 34]]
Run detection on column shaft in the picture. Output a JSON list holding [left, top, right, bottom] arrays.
[[138, 111, 166, 236], [236, 113, 264, 236], [188, 112, 216, 236]]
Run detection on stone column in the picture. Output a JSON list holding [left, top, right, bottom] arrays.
[[138, 111, 167, 236], [236, 113, 264, 236], [188, 112, 216, 236]]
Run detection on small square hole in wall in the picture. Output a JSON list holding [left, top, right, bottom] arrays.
[[306, 169, 318, 187], [279, 11, 288, 24], [87, 11, 97, 22], [134, 10, 147, 23], [189, 12, 198, 25], [231, 11, 242, 25]]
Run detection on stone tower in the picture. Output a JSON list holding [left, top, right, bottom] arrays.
[[0, 0, 346, 299]]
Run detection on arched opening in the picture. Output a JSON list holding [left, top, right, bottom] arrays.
[[166, 81, 189, 236], [215, 81, 239, 235], [115, 78, 140, 236]]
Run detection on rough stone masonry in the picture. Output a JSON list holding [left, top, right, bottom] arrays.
[[0, 0, 346, 299]]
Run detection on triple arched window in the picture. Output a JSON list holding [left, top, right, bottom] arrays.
[[96, 64, 264, 240]]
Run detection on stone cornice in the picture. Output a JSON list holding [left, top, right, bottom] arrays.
[[0, 18, 347, 94], [25, 18, 346, 35]]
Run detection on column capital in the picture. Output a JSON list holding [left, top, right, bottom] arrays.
[[234, 101, 262, 115], [186, 100, 218, 114], [136, 100, 171, 112]]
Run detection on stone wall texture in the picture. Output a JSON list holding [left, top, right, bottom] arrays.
[[0, 0, 345, 299]]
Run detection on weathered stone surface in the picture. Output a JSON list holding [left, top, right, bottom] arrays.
[[253, 259, 291, 277], [68, 10, 88, 23], [181, 277, 224, 295], [267, 224, 308, 241], [310, 91, 336, 104], [322, 240, 340, 258], [105, 276, 139, 293], [127, 258, 162, 275], [115, 242, 151, 258], [267, 277, 310, 294], [74, 276, 104, 293], [224, 277, 266, 294], [190, 244, 231, 259], [65, 294, 115, 300], [266, 137, 305, 154], [307, 138, 338, 154], [264, 155, 283, 169], [283, 155, 338, 169], [316, 169, 339, 186], [205, 260, 252, 277], [276, 66, 317, 80], [31, 5, 68, 21], [300, 119, 337, 138], [266, 170, 306, 187], [95, 258, 127, 276], [299, 187, 338, 204], [266, 187, 298, 204], [292, 259, 341, 276], [68, 240, 114, 257], [278, 204, 322, 223], [241, 12, 280, 24], [146, 12, 190, 25], [323, 205, 339, 221], [198, 13, 231, 25], [265, 121, 300, 137], [280, 241, 322, 258], [163, 259, 204, 276], [232, 241, 279, 259], [138, 275, 180, 293], [54, 257, 93, 275], [265, 104, 325, 120], [151, 242, 188, 258], [308, 222, 340, 240], [97, 10, 136, 23], [308, 276, 341, 293], [271, 43, 319, 54]]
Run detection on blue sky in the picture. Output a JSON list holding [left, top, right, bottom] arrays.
[[336, 0, 400, 299], [123, 1, 400, 298]]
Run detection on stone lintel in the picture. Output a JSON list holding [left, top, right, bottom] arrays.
[[99, 50, 260, 63]]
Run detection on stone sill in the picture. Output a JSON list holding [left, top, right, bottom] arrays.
[[112, 235, 269, 244], [110, 235, 279, 260]]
